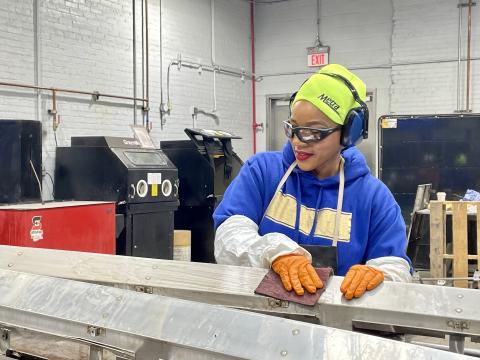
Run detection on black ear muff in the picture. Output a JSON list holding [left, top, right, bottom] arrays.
[[321, 73, 369, 149]]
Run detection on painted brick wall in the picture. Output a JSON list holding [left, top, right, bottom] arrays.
[[254, 0, 480, 152], [254, 0, 393, 151], [2, 0, 479, 200], [390, 0, 480, 114], [0, 0, 36, 120], [0, 0, 252, 200]]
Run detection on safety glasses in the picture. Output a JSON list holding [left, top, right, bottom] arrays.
[[283, 120, 342, 143]]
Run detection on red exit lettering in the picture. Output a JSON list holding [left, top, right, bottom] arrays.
[[312, 53, 324, 65]]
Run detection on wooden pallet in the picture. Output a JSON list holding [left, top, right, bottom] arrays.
[[429, 200, 480, 287]]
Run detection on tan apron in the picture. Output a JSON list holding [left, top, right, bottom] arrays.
[[263, 157, 345, 272]]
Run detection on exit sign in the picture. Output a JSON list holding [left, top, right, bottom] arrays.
[[307, 46, 330, 67]]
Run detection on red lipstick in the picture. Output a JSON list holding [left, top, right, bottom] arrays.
[[295, 151, 313, 161]]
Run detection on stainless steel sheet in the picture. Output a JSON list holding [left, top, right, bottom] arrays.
[[0, 245, 478, 340], [0, 268, 471, 359]]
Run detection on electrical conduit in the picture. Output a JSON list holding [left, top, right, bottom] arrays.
[[250, 1, 258, 154]]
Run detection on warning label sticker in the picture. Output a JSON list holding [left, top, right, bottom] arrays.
[[30, 215, 43, 242]]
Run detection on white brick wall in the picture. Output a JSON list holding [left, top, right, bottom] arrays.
[[254, 0, 393, 151], [0, 0, 252, 200], [2, 0, 480, 200], [0, 0, 36, 120], [255, 0, 480, 151], [390, 0, 480, 114]]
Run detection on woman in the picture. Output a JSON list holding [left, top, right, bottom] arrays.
[[213, 64, 411, 300]]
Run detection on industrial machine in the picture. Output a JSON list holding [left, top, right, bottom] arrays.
[[0, 201, 115, 254], [55, 136, 179, 259], [378, 114, 480, 270], [161, 128, 243, 263], [0, 120, 42, 204], [379, 114, 480, 223], [0, 246, 475, 359]]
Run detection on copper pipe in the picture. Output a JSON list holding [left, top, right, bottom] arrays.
[[51, 89, 59, 131], [0, 81, 147, 102], [466, 0, 472, 111], [52, 89, 57, 112]]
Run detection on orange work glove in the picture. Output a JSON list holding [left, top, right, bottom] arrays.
[[272, 254, 323, 296], [340, 265, 384, 300]]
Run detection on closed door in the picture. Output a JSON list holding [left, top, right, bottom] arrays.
[[267, 97, 290, 151]]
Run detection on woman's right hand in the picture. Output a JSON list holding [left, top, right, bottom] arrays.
[[272, 254, 323, 295]]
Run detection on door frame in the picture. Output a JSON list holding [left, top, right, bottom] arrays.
[[266, 93, 291, 151]]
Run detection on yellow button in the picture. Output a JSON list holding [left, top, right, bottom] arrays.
[[152, 183, 158, 197]]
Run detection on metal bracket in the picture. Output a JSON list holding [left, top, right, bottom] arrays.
[[135, 285, 153, 294], [176, 53, 182, 70], [268, 298, 289, 309], [458, 1, 477, 8], [241, 68, 246, 83], [87, 325, 106, 337], [0, 328, 10, 352], [254, 122, 264, 131], [447, 319, 470, 330]]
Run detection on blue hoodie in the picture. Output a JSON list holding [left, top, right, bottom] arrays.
[[213, 142, 411, 276]]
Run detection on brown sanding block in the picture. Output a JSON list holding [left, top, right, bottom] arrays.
[[254, 267, 333, 306]]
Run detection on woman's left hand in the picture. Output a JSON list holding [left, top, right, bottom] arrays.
[[340, 265, 384, 300]]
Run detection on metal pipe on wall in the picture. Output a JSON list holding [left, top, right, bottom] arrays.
[[159, 0, 165, 129], [211, 0, 218, 113], [258, 56, 480, 79], [165, 59, 257, 114], [316, 0, 321, 44], [250, 1, 259, 154], [145, 0, 150, 130], [457, 1, 463, 111], [51, 89, 58, 131], [33, 0, 42, 123], [141, 0, 145, 126], [0, 79, 146, 145], [466, 0, 473, 111], [0, 81, 148, 102], [133, 0, 137, 125]]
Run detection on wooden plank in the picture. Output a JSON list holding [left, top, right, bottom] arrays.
[[443, 254, 477, 260], [452, 202, 469, 288], [477, 204, 480, 272], [429, 201, 446, 278]]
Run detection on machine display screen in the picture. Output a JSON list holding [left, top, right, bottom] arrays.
[[124, 151, 168, 166]]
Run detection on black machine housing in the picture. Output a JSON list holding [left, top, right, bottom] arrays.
[[379, 114, 480, 270], [55, 136, 179, 259], [0, 120, 42, 204], [161, 128, 243, 263]]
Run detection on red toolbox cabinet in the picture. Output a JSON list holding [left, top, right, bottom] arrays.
[[0, 201, 115, 254]]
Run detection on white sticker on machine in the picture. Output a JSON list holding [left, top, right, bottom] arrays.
[[381, 118, 397, 129], [30, 215, 43, 242], [147, 173, 162, 185]]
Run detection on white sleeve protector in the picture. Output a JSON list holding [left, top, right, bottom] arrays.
[[366, 256, 412, 282], [214, 215, 311, 268]]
